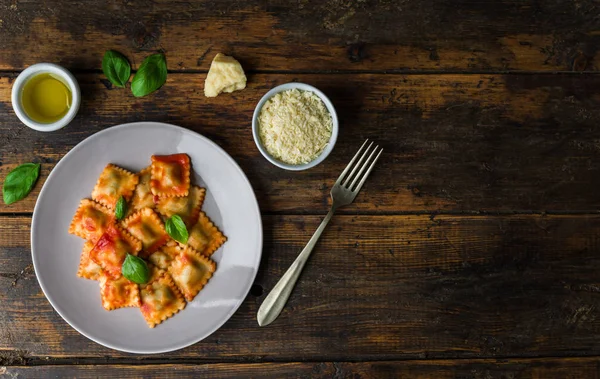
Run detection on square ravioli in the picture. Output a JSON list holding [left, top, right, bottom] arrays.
[[68, 199, 114, 243], [150, 153, 191, 197], [148, 241, 182, 270], [140, 273, 186, 328], [156, 185, 205, 226], [168, 246, 216, 302], [187, 212, 227, 257], [99, 274, 141, 310], [91, 164, 139, 209], [127, 166, 155, 215], [122, 208, 169, 257], [90, 224, 142, 280], [77, 241, 104, 280]]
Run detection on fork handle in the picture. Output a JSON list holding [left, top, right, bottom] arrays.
[[257, 208, 336, 326]]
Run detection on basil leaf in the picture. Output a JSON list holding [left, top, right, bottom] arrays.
[[131, 53, 167, 97], [115, 196, 127, 220], [3, 163, 40, 205], [102, 50, 131, 88], [165, 214, 188, 244], [122, 254, 150, 284]]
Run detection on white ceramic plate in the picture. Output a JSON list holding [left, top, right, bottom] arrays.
[[31, 122, 262, 354]]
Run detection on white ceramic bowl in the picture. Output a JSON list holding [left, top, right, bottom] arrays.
[[252, 82, 339, 171], [11, 63, 81, 132]]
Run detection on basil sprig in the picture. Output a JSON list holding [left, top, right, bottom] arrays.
[[3, 163, 40, 205], [115, 196, 127, 220], [122, 254, 150, 284], [131, 53, 167, 97], [165, 214, 188, 244], [102, 50, 131, 88]]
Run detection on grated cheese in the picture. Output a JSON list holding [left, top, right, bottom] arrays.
[[258, 89, 333, 165]]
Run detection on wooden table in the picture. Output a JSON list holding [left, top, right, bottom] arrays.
[[2, 1, 600, 377]]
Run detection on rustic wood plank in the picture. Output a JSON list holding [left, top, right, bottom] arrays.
[[2, 73, 600, 213], [0, 0, 599, 72], [2, 357, 600, 378], [2, 214, 600, 360]]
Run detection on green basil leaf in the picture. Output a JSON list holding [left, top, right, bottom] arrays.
[[131, 53, 167, 97], [3, 163, 40, 205], [115, 196, 127, 220], [122, 254, 150, 284], [165, 214, 189, 244], [101, 50, 131, 88]]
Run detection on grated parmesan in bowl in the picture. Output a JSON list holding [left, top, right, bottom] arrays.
[[252, 83, 338, 171]]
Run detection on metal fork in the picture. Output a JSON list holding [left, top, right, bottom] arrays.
[[257, 140, 383, 326]]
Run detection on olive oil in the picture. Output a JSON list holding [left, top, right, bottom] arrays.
[[21, 73, 72, 124]]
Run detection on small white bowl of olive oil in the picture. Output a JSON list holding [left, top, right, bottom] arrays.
[[11, 63, 80, 132]]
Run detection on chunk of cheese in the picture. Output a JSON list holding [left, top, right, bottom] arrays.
[[204, 53, 247, 97]]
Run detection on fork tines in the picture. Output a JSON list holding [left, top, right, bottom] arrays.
[[337, 139, 383, 193]]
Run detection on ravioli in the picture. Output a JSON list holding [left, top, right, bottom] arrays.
[[89, 224, 142, 280], [122, 208, 169, 257], [187, 212, 227, 257], [156, 185, 205, 226], [77, 241, 104, 280], [91, 164, 139, 209], [128, 166, 155, 215], [69, 199, 114, 243], [69, 152, 229, 329], [99, 274, 141, 310], [140, 273, 186, 328], [168, 246, 216, 302], [150, 154, 191, 197]]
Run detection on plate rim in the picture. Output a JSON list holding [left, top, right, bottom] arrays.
[[30, 121, 263, 354]]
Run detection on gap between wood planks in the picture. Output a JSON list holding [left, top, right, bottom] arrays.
[[2, 210, 600, 217], [1, 69, 599, 76], [3, 353, 600, 367]]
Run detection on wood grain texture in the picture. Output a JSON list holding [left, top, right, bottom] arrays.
[[2, 0, 599, 372], [2, 73, 600, 213], [2, 214, 600, 361], [2, 357, 600, 378], [0, 0, 599, 72]]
